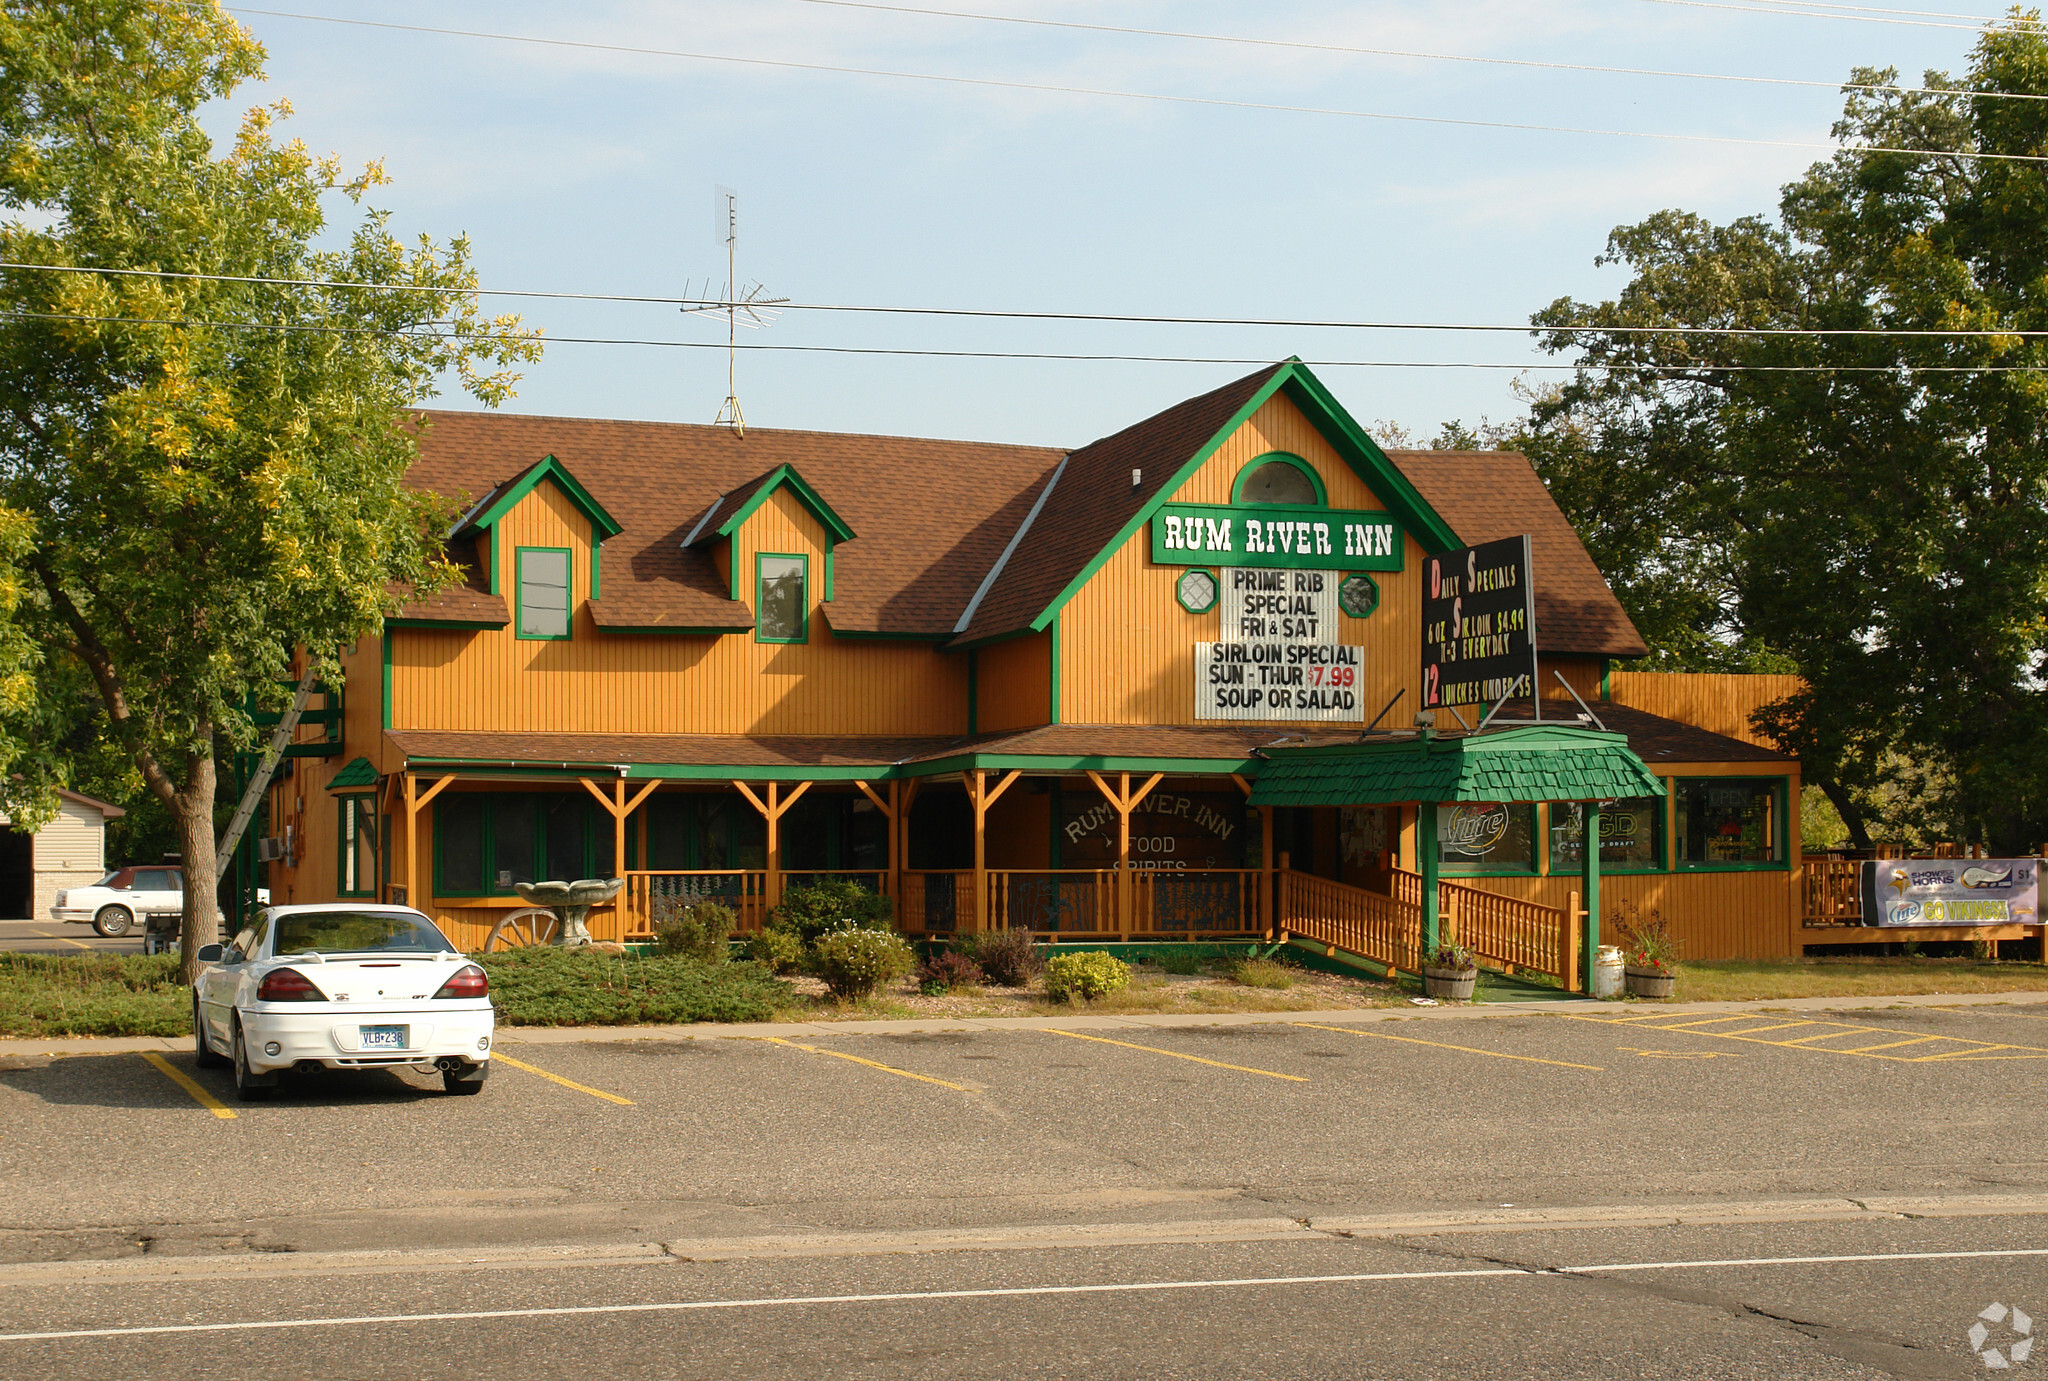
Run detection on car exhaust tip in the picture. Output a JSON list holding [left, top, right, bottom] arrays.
[[433, 1057, 464, 1073]]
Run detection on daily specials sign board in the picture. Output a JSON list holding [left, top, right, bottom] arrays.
[[1197, 568, 1362, 721], [1152, 503, 1402, 571], [1421, 535, 1537, 711], [1860, 858, 2040, 927]]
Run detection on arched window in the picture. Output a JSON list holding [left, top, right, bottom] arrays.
[[1233, 453, 1325, 506]]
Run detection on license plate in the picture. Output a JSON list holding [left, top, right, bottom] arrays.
[[359, 1025, 406, 1050]]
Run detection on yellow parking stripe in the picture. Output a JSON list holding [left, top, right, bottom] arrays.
[[1558, 1012, 2048, 1062], [1639, 1016, 1785, 1031], [761, 1037, 975, 1092], [492, 1054, 635, 1106], [1292, 1021, 1603, 1071], [139, 1052, 236, 1120], [1043, 1028, 1309, 1081]]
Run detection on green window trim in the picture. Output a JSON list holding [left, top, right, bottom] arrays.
[[1543, 796, 1669, 876], [336, 795, 378, 898], [1672, 775, 1790, 870], [1230, 451, 1328, 506], [432, 792, 617, 900], [516, 546, 574, 641], [755, 552, 809, 644], [591, 539, 602, 600]]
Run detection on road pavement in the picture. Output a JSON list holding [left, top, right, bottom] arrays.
[[0, 916, 139, 955], [3, 997, 2046, 1376]]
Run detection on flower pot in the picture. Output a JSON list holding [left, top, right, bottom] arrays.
[[1423, 965, 1478, 1001], [1625, 965, 1675, 998]]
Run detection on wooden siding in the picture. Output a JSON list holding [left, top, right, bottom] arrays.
[[388, 482, 968, 736], [1058, 392, 1420, 726], [1609, 671, 1803, 749], [1457, 870, 1797, 961], [976, 631, 1052, 732]]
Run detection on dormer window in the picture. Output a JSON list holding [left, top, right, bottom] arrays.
[[756, 553, 807, 643], [517, 548, 572, 639]]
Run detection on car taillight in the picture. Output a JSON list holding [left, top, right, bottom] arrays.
[[433, 965, 488, 999], [256, 968, 321, 1002]]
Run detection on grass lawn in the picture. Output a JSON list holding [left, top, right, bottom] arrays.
[[1664, 956, 2048, 1003]]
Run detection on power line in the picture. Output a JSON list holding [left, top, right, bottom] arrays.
[[792, 0, 2048, 103], [209, 5, 2048, 163], [4, 308, 2042, 372], [9, 259, 2048, 339], [1633, 0, 2041, 31]]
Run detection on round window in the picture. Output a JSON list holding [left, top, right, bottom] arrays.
[[1338, 573, 1380, 618], [1238, 459, 1320, 505], [1176, 568, 1219, 614]]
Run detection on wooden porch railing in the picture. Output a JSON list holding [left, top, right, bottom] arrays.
[[1437, 876, 1573, 985], [1803, 858, 1864, 927], [1128, 869, 1264, 936], [985, 870, 1121, 935], [1278, 869, 1427, 976], [901, 870, 974, 932], [620, 870, 771, 938]]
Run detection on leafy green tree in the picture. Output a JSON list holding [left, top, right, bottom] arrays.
[[1518, 12, 2048, 853], [0, 1, 540, 972]]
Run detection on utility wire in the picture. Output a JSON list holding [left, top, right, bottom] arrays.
[[5, 308, 2043, 372], [792, 0, 2048, 102], [8, 260, 2048, 339], [1633, 0, 2042, 31], [209, 5, 2048, 163]]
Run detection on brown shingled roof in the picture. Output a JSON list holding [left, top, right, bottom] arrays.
[[1388, 450, 1647, 658], [403, 413, 1063, 638], [952, 365, 1285, 644], [386, 729, 961, 769]]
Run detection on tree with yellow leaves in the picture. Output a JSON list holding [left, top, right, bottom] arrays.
[[0, 1, 542, 973]]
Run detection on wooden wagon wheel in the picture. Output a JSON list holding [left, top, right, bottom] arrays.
[[483, 907, 560, 951]]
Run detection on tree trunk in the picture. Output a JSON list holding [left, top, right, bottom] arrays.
[[1816, 777, 1873, 853], [173, 757, 219, 985]]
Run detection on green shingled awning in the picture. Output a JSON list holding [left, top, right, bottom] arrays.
[[1248, 725, 1664, 806], [325, 756, 379, 791]]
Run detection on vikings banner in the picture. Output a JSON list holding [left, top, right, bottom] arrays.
[[1861, 858, 2040, 927]]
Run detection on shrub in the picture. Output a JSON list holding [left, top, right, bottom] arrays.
[[1230, 957, 1295, 990], [964, 927, 1044, 986], [650, 897, 736, 964], [1043, 950, 1130, 1003], [744, 926, 804, 974], [1146, 945, 1208, 975], [477, 948, 792, 1025], [808, 924, 915, 1000], [916, 948, 984, 996], [768, 879, 893, 945]]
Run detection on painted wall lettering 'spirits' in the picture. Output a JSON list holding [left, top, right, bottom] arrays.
[[242, 358, 1899, 971]]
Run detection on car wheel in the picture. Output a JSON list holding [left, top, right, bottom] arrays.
[[232, 1020, 273, 1102], [93, 906, 133, 938], [193, 997, 226, 1068], [442, 1063, 488, 1096]]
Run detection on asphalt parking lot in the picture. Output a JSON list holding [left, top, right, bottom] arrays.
[[4, 999, 2046, 1376], [0, 916, 139, 955]]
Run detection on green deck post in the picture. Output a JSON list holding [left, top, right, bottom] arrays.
[[1582, 802, 1603, 992], [1419, 799, 1440, 956]]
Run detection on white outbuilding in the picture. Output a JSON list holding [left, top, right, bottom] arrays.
[[0, 789, 126, 920]]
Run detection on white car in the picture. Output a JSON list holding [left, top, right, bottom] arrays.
[[51, 865, 185, 937], [192, 904, 494, 1101]]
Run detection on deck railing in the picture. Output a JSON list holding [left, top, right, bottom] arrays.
[[1128, 869, 1264, 936], [1278, 869, 1427, 976], [900, 870, 974, 932], [1436, 876, 1573, 984], [619, 870, 771, 937], [1803, 858, 1864, 927]]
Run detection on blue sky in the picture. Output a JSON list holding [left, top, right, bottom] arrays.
[[223, 0, 2002, 447]]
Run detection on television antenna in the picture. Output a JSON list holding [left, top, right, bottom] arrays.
[[682, 188, 787, 437]]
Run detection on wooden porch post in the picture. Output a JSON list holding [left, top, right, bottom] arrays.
[[579, 776, 660, 878], [402, 772, 455, 912], [1085, 770, 1163, 938], [964, 769, 1022, 932], [733, 779, 812, 910], [1231, 773, 1266, 937], [854, 778, 898, 898]]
